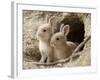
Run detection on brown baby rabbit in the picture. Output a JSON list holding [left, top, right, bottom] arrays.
[[50, 24, 77, 61], [36, 16, 55, 63]]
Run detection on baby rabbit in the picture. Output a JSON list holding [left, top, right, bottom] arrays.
[[50, 24, 77, 61], [36, 16, 55, 63]]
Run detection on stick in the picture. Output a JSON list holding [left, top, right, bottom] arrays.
[[70, 35, 91, 61], [73, 35, 91, 53], [32, 58, 70, 66]]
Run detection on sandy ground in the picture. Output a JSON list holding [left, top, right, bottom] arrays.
[[22, 10, 91, 69]]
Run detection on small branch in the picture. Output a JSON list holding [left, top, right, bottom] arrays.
[[32, 58, 70, 66], [73, 35, 91, 53], [70, 35, 91, 61], [33, 35, 91, 66]]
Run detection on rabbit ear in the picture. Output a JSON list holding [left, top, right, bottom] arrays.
[[62, 25, 70, 35], [46, 15, 50, 23], [60, 24, 64, 32], [47, 16, 55, 27]]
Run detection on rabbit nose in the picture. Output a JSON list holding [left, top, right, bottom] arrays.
[[50, 41, 54, 46]]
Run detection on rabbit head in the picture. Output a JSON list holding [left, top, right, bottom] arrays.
[[50, 24, 70, 48], [36, 16, 55, 42]]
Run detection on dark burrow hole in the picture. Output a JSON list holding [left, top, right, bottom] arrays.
[[53, 13, 85, 51]]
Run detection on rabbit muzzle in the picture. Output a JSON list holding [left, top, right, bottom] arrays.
[[50, 41, 55, 47]]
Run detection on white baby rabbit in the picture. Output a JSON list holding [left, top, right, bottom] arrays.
[[50, 24, 77, 61], [36, 16, 55, 63]]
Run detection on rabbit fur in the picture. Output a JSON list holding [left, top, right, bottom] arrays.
[[50, 24, 77, 61], [36, 16, 55, 63]]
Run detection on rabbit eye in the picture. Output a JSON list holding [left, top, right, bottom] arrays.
[[43, 29, 46, 32], [56, 38, 59, 40]]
